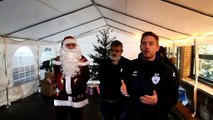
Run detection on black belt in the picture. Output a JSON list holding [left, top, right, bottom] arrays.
[[103, 99, 119, 103]]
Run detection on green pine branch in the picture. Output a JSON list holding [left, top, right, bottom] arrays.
[[88, 27, 116, 78]]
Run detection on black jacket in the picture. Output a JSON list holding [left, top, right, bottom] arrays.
[[99, 56, 131, 100], [129, 55, 178, 120]]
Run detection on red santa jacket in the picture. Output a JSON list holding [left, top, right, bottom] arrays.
[[53, 56, 90, 108]]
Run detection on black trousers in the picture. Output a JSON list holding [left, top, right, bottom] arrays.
[[100, 98, 125, 120], [55, 106, 83, 120]]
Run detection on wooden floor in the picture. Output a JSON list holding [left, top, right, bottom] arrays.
[[0, 93, 191, 120]]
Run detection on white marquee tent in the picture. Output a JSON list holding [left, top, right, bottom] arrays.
[[0, 0, 213, 107]]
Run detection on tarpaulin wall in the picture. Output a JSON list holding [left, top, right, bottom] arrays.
[[0, 37, 59, 107]]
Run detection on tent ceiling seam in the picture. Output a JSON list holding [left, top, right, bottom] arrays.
[[38, 0, 64, 14], [6, 4, 94, 35], [91, 0, 109, 26], [162, 0, 213, 18], [96, 3, 191, 37], [39, 17, 103, 40], [109, 25, 135, 35], [105, 17, 170, 40], [75, 25, 108, 39], [2, 36, 43, 42]]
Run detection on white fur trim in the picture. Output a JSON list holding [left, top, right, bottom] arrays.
[[78, 61, 90, 66], [72, 99, 88, 108], [65, 76, 72, 94], [52, 60, 62, 66], [54, 97, 72, 106], [54, 96, 88, 108], [63, 38, 77, 45]]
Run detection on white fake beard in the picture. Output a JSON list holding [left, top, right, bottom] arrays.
[[60, 48, 82, 77]]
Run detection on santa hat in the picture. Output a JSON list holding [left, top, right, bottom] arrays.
[[62, 36, 77, 46]]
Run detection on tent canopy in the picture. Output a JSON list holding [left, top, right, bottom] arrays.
[[0, 0, 213, 44], [1, 0, 213, 109]]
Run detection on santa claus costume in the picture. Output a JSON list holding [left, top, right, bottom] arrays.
[[53, 36, 90, 120]]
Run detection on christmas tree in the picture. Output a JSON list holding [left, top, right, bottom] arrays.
[[89, 27, 116, 80]]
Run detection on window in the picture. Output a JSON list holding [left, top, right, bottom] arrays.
[[191, 45, 213, 86], [165, 46, 181, 69], [12, 47, 35, 86], [40, 47, 55, 62]]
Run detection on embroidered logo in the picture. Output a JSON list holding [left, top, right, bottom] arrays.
[[120, 68, 123, 72], [173, 72, 176, 77], [132, 71, 137, 76], [152, 73, 160, 84]]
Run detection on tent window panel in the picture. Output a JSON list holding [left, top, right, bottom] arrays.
[[19, 67, 24, 72], [13, 81, 20, 86], [40, 47, 55, 63], [39, 47, 56, 80], [12, 68, 18, 73], [19, 78, 26, 84], [12, 65, 36, 86], [26, 71, 30, 76], [26, 76, 31, 81], [12, 47, 35, 87], [30, 76, 35, 81], [191, 45, 213, 86], [165, 46, 180, 69], [12, 74, 19, 80], [20, 73, 25, 78]]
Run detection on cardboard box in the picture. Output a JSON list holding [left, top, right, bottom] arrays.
[[40, 72, 56, 96], [40, 84, 56, 96], [44, 72, 54, 81]]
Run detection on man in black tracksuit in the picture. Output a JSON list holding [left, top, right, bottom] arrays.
[[98, 40, 131, 120], [128, 32, 178, 120]]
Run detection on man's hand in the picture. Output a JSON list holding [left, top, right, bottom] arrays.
[[120, 80, 129, 97], [139, 90, 158, 105], [96, 85, 100, 95], [47, 78, 52, 84]]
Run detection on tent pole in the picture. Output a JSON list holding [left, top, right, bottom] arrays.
[[172, 42, 175, 56], [192, 38, 199, 117], [3, 37, 11, 108], [37, 41, 40, 92]]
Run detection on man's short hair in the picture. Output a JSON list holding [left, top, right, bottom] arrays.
[[158, 46, 167, 57], [141, 31, 159, 45], [110, 40, 123, 47]]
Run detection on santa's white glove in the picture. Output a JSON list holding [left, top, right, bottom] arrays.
[[120, 80, 129, 97]]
